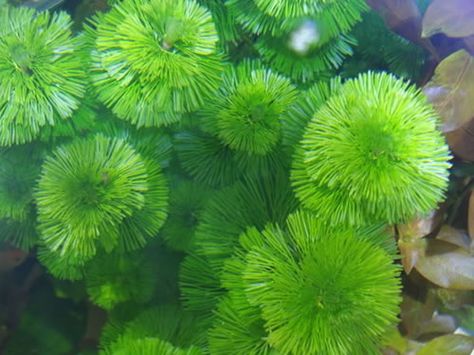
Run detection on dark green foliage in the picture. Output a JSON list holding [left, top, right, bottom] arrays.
[[175, 130, 243, 187], [0, 6, 86, 146], [227, 0, 367, 37], [208, 291, 271, 355], [256, 31, 353, 82], [193, 171, 298, 270], [282, 77, 342, 149], [342, 12, 428, 81], [100, 305, 206, 354], [102, 337, 202, 355], [162, 179, 210, 252], [85, 250, 158, 309], [226, 0, 367, 82], [179, 254, 224, 317], [0, 144, 42, 249]]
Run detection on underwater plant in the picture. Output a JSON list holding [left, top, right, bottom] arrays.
[[88, 0, 223, 127], [292, 72, 451, 226], [35, 134, 168, 265], [200, 62, 297, 155], [0, 5, 86, 145], [1, 1, 465, 354], [240, 211, 401, 354]]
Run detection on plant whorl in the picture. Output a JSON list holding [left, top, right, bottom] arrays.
[[35, 135, 151, 263], [292, 72, 451, 226], [88, 0, 223, 127], [0, 6, 86, 146], [200, 62, 297, 155], [241, 211, 401, 354]]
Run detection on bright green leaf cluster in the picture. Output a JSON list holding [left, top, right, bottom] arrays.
[[201, 61, 297, 155], [0, 6, 86, 145], [292, 72, 452, 226], [198, 211, 401, 354], [35, 134, 168, 267], [88, 0, 223, 127]]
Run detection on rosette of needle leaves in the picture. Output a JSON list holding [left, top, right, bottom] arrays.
[[292, 72, 451, 226], [162, 179, 210, 252], [95, 112, 174, 168], [35, 135, 150, 264], [256, 28, 354, 83], [200, 62, 297, 156], [84, 250, 157, 310], [38, 96, 98, 144], [208, 291, 272, 355], [227, 0, 367, 37], [241, 211, 401, 354], [193, 170, 298, 271], [88, 0, 223, 127], [37, 244, 86, 280], [0, 6, 86, 146]]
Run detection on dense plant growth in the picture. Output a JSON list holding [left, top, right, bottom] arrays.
[[0, 0, 473, 354]]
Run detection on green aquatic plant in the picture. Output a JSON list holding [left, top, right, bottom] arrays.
[[0, 6, 86, 146], [179, 254, 224, 317], [241, 211, 401, 354], [256, 30, 353, 82], [200, 62, 297, 155], [343, 11, 428, 81], [35, 134, 168, 264], [198, 0, 240, 45], [0, 144, 43, 249], [193, 171, 297, 270], [88, 0, 223, 127], [208, 291, 271, 355], [282, 77, 342, 150], [0, 1, 460, 354], [175, 130, 243, 188], [292, 72, 451, 226]]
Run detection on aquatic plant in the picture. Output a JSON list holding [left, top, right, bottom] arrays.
[[88, 0, 223, 127], [35, 134, 168, 264], [241, 212, 401, 354], [292, 72, 451, 226], [0, 1, 463, 354], [0, 6, 85, 145]]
